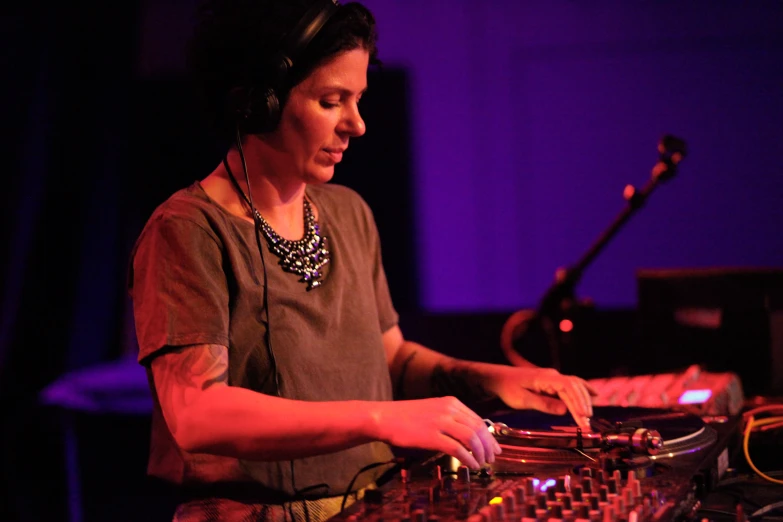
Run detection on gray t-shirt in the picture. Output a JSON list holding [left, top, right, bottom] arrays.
[[129, 181, 398, 503]]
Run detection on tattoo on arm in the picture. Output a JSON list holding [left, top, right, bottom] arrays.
[[151, 344, 229, 434], [394, 350, 417, 400], [430, 364, 496, 405]]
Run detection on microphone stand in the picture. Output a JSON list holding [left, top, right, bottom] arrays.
[[506, 135, 687, 370]]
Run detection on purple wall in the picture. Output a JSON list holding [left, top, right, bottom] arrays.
[[359, 1, 783, 311], [139, 0, 783, 311]]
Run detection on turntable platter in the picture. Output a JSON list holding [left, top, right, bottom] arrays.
[[484, 406, 717, 467], [486, 406, 704, 441]]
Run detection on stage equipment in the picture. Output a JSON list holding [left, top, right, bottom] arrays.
[[587, 364, 744, 416], [330, 405, 738, 522], [500, 135, 687, 371]]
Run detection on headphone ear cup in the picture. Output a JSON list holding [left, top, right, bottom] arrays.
[[230, 86, 281, 135]]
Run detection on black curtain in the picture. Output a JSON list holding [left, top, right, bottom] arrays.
[[0, 2, 143, 520]]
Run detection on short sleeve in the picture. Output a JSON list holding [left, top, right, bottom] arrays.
[[129, 212, 230, 365], [358, 199, 399, 334]]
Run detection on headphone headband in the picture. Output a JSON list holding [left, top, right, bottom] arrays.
[[232, 0, 341, 135], [277, 0, 340, 76]]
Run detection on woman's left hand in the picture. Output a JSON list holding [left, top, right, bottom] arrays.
[[483, 366, 598, 429]]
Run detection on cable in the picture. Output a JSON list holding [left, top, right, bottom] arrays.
[[751, 500, 783, 520], [340, 459, 402, 513], [743, 405, 783, 418], [223, 130, 280, 395], [743, 414, 783, 485]]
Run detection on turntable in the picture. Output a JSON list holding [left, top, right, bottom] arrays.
[[331, 406, 739, 522], [486, 406, 718, 473]]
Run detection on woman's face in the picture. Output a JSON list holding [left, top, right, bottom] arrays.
[[263, 48, 369, 185]]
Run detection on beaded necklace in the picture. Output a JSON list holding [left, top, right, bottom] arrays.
[[224, 159, 330, 290]]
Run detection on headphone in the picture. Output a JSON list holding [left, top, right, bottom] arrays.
[[230, 0, 341, 135]]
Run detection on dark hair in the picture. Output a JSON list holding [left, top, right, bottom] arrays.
[[187, 0, 379, 145]]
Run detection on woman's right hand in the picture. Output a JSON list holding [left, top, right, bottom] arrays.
[[367, 396, 501, 469]]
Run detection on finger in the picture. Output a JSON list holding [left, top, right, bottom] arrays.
[[525, 393, 568, 416], [439, 434, 481, 470], [442, 418, 486, 466], [454, 410, 501, 461], [557, 387, 589, 427], [567, 378, 591, 418], [558, 390, 591, 429], [448, 399, 502, 458], [583, 379, 600, 397], [576, 379, 594, 417]]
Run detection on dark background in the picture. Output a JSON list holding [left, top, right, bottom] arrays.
[[1, 2, 782, 521]]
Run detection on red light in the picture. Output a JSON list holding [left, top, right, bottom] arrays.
[[559, 319, 573, 333]]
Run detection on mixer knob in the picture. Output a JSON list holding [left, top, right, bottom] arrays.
[[546, 488, 557, 503], [478, 505, 493, 522], [607, 478, 618, 495], [522, 503, 537, 522], [588, 496, 600, 511], [411, 509, 426, 522], [556, 477, 567, 493], [630, 480, 642, 501], [428, 485, 441, 503], [623, 487, 635, 509], [466, 515, 483, 522], [627, 510, 639, 522], [613, 495, 626, 517], [443, 476, 454, 493], [536, 494, 547, 510], [581, 468, 593, 478], [612, 470, 622, 485], [501, 490, 517, 513], [551, 504, 564, 520], [572, 485, 584, 501], [582, 478, 593, 494], [490, 501, 505, 521], [599, 485, 609, 502], [514, 485, 527, 504], [432, 465, 442, 481], [596, 469, 606, 484], [562, 494, 574, 510], [602, 504, 616, 522], [457, 466, 471, 484], [577, 504, 590, 520]]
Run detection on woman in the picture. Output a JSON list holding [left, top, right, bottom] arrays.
[[128, 1, 596, 520]]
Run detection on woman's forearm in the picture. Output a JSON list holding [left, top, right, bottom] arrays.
[[178, 385, 379, 460]]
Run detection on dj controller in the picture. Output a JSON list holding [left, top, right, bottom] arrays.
[[330, 406, 742, 522]]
